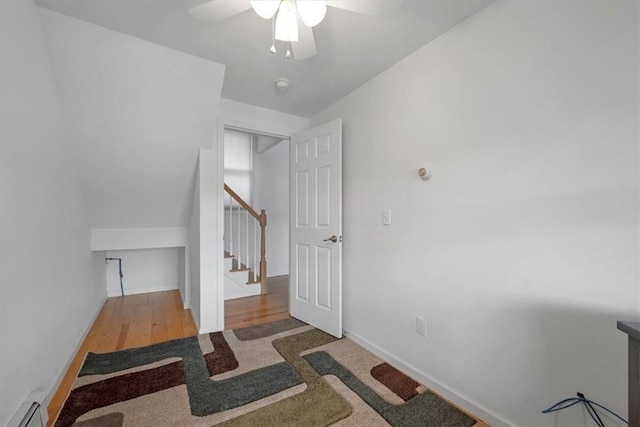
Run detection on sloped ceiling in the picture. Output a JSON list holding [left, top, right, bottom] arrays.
[[35, 0, 494, 117], [40, 9, 225, 228], [34, 1, 494, 230]]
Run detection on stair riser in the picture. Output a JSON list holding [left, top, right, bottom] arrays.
[[224, 254, 260, 300], [224, 276, 261, 300]]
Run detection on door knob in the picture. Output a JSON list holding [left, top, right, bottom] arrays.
[[323, 235, 338, 243]]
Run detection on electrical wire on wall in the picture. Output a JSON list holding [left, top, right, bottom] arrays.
[[542, 392, 627, 426], [105, 257, 125, 296]]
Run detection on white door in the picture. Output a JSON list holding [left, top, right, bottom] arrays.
[[290, 119, 342, 338]]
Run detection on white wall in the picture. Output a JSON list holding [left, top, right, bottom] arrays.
[[105, 248, 179, 297], [224, 129, 253, 203], [0, 0, 106, 424], [91, 227, 188, 251], [37, 8, 225, 332], [92, 227, 189, 304], [38, 8, 225, 229], [253, 140, 290, 276], [311, 1, 638, 425], [220, 98, 309, 137], [189, 162, 202, 331], [178, 246, 187, 306], [189, 149, 224, 333], [199, 149, 224, 333]]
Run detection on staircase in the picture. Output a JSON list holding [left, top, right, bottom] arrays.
[[223, 251, 259, 300], [224, 184, 267, 300]]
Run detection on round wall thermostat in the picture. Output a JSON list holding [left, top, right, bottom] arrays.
[[418, 167, 432, 181]]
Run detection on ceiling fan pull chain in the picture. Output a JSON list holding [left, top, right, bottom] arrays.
[[286, 42, 291, 59]]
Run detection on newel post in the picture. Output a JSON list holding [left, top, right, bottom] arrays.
[[260, 209, 267, 295]]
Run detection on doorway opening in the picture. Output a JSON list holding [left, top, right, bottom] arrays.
[[217, 118, 343, 337], [222, 126, 291, 329]]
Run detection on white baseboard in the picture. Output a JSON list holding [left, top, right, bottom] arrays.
[[44, 291, 107, 418], [107, 285, 178, 297], [343, 328, 516, 427], [198, 324, 223, 334], [178, 286, 190, 309], [190, 306, 201, 333], [8, 391, 48, 427]]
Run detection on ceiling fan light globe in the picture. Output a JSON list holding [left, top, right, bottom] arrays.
[[296, 0, 326, 27], [275, 1, 299, 42], [250, 0, 280, 19]]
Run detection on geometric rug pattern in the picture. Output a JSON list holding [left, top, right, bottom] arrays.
[[54, 318, 478, 426]]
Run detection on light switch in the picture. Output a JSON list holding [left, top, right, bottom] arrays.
[[382, 209, 391, 225]]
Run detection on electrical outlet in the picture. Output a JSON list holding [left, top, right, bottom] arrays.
[[416, 316, 426, 337]]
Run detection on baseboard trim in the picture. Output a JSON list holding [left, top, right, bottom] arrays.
[[343, 328, 515, 427], [107, 285, 178, 297], [44, 291, 107, 415], [189, 309, 202, 334], [198, 324, 223, 334], [178, 286, 190, 309]]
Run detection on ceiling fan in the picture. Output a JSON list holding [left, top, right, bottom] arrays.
[[189, 0, 403, 60]]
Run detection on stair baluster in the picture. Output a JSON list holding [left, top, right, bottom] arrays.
[[223, 184, 267, 295], [253, 219, 258, 282], [229, 193, 233, 259], [236, 202, 240, 270], [245, 208, 249, 272]]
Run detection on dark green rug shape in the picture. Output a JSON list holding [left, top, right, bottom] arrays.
[[81, 334, 303, 416], [304, 351, 476, 427], [215, 328, 353, 426], [81, 336, 197, 375], [233, 317, 307, 341]]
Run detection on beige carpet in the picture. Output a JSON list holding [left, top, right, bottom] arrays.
[[54, 318, 480, 426]]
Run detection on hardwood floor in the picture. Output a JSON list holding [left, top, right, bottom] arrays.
[[47, 290, 197, 425], [47, 278, 290, 425], [224, 275, 290, 329], [45, 278, 485, 426]]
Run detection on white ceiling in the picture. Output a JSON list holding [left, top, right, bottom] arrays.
[[35, 0, 493, 118]]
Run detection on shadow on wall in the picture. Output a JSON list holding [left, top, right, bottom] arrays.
[[487, 300, 633, 426]]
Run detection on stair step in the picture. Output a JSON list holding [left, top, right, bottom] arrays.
[[230, 257, 252, 272], [224, 273, 261, 300], [224, 251, 234, 259], [246, 271, 259, 284]]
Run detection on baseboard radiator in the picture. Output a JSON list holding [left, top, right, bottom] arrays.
[[8, 393, 46, 427]]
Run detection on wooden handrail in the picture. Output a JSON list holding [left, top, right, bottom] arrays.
[[224, 184, 267, 294], [224, 184, 264, 226]]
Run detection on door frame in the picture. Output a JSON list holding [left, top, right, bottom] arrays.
[[215, 117, 298, 329]]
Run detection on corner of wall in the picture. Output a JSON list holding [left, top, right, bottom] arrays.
[[195, 148, 223, 333], [188, 154, 202, 329]]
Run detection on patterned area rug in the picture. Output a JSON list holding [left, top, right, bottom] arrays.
[[54, 318, 479, 426]]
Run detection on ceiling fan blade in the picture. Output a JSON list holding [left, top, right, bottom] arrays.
[[292, 24, 317, 60], [189, 0, 252, 23], [325, 0, 403, 16]]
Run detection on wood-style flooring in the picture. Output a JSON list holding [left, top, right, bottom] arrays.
[[46, 277, 486, 426], [224, 275, 289, 329], [47, 276, 290, 426]]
